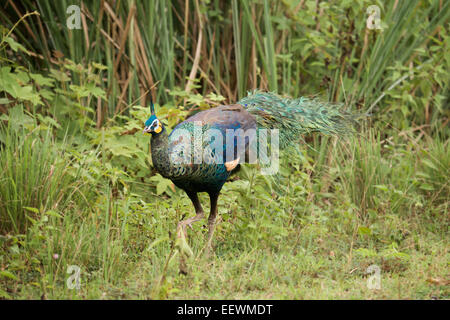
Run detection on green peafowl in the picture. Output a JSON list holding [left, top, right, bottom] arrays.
[[143, 91, 358, 251]]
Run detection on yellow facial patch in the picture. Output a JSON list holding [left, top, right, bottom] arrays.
[[155, 126, 162, 133]]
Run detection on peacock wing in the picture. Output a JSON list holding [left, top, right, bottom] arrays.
[[168, 104, 257, 169]]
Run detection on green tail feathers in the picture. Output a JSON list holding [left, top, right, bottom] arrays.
[[238, 91, 363, 148]]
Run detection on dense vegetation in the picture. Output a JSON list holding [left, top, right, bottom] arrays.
[[0, 0, 448, 299]]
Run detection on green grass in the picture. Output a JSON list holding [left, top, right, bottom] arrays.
[[0, 0, 448, 300], [0, 109, 78, 234], [0, 131, 448, 299]]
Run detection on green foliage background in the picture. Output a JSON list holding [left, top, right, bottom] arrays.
[[0, 1, 448, 299]]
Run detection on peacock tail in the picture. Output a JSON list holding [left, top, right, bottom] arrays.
[[237, 91, 361, 148]]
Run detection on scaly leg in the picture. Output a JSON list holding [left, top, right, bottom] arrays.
[[205, 192, 219, 254], [177, 192, 204, 238], [177, 192, 204, 274]]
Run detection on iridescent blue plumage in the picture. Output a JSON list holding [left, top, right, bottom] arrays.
[[159, 104, 256, 193]]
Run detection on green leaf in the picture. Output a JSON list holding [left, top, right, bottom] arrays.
[[355, 248, 377, 258], [206, 93, 225, 102], [50, 69, 70, 82], [358, 226, 372, 236], [92, 62, 108, 70], [419, 183, 434, 191], [23, 207, 40, 214], [45, 210, 63, 219], [0, 98, 12, 104], [374, 184, 389, 192], [150, 174, 174, 195], [4, 37, 28, 53], [29, 73, 55, 87], [0, 270, 18, 280]]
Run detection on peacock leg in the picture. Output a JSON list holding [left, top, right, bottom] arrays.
[[177, 192, 204, 238], [205, 192, 219, 253]]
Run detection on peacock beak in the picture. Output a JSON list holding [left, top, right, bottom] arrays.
[[143, 126, 151, 134]]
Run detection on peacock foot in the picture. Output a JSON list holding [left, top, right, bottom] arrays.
[[177, 212, 205, 238]]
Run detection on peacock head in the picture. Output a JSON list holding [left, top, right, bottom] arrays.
[[143, 96, 163, 135]]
